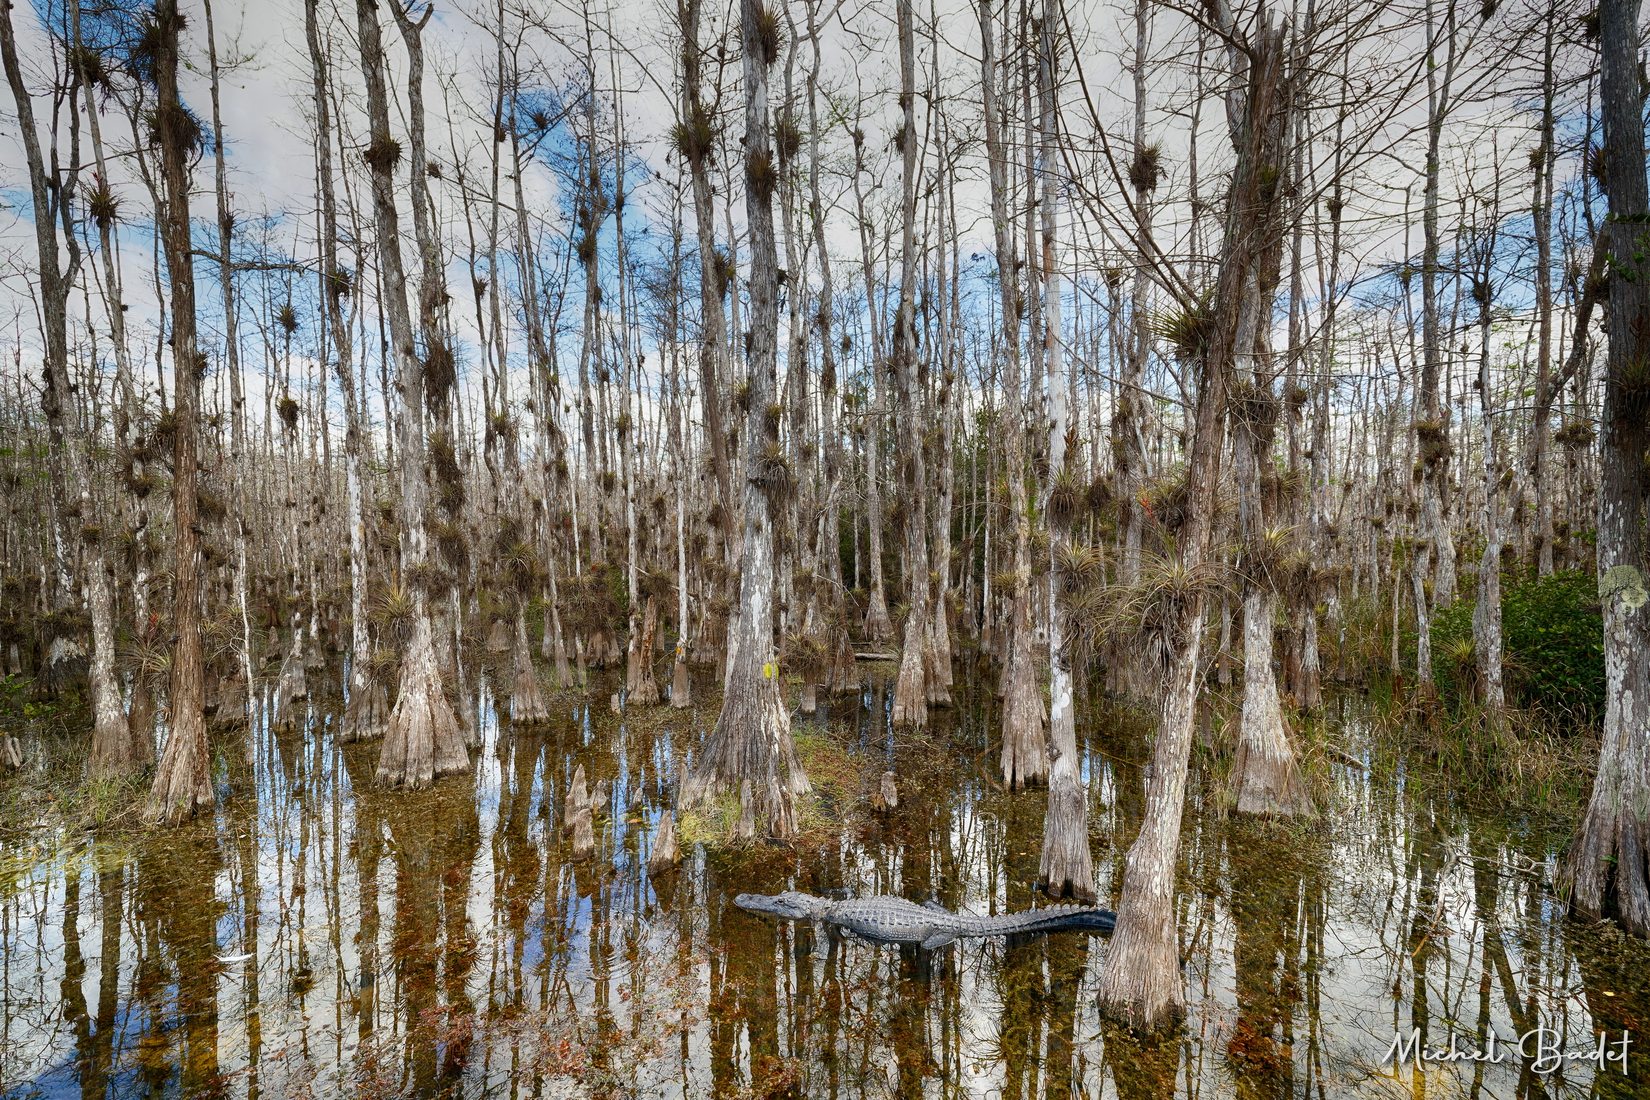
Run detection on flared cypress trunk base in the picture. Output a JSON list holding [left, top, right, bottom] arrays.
[[648, 809, 681, 872], [510, 615, 550, 724], [827, 629, 858, 695], [627, 596, 663, 705], [924, 615, 951, 707], [552, 636, 575, 692], [891, 608, 929, 729], [863, 590, 894, 645], [207, 674, 248, 731], [626, 646, 661, 705], [683, 670, 807, 839], [1565, 548, 1650, 932], [275, 630, 308, 728], [1099, 619, 1203, 1032], [671, 657, 692, 708], [377, 618, 470, 789], [1567, 803, 1650, 934], [1041, 745, 1095, 901], [1097, 883, 1184, 1030], [148, 712, 213, 825], [999, 588, 1047, 788], [341, 671, 388, 742], [1231, 592, 1309, 816], [89, 690, 145, 779]]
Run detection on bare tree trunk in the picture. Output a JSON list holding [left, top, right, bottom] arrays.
[[805, 0, 854, 696], [1563, 0, 1650, 935], [201, 0, 257, 739], [664, 176, 695, 709], [1228, 380, 1306, 816], [1471, 234, 1505, 721], [888, 0, 931, 729], [1416, 0, 1459, 611], [305, 0, 383, 742], [980, 0, 1045, 786], [1100, 12, 1292, 1030], [145, 0, 212, 822], [1524, 8, 1557, 576], [356, 0, 468, 788], [1036, 4, 1093, 901], [615, 108, 660, 707], [851, 125, 895, 647], [1111, 0, 1156, 702], [681, 0, 810, 837]]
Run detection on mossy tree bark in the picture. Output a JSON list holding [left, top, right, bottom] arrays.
[[308, 0, 381, 742]]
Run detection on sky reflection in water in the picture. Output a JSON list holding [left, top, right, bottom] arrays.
[[2, 669, 1647, 1098]]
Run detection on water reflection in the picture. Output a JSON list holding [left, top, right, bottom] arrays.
[[2, 668, 1646, 1098]]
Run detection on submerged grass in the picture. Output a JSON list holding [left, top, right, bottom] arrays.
[[1371, 696, 1594, 819]]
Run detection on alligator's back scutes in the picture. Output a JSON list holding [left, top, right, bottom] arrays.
[[734, 891, 1117, 950]]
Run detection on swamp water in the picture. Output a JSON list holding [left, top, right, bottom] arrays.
[[2, 666, 1647, 1099]]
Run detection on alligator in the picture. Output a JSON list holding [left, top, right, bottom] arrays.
[[734, 890, 1116, 950]]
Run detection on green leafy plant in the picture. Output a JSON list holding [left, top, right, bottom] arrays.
[[1430, 570, 1605, 730]]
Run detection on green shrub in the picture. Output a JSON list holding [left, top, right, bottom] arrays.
[[1431, 570, 1605, 730]]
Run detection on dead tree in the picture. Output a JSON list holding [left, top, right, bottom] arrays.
[[0, 0, 138, 777]]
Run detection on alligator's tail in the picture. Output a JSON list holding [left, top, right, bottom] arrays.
[[993, 904, 1118, 936], [1060, 908, 1118, 932]]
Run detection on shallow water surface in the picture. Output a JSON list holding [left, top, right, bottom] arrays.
[[2, 668, 1646, 1098]]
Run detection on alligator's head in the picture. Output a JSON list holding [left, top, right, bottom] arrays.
[[734, 890, 829, 920]]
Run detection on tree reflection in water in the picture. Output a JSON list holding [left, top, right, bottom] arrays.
[[2, 669, 1646, 1098]]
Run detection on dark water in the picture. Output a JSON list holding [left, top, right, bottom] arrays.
[[2, 665, 1647, 1099]]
